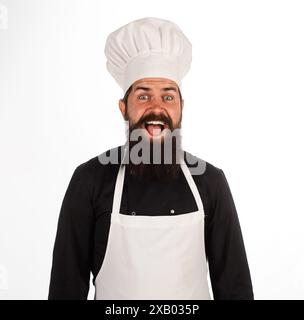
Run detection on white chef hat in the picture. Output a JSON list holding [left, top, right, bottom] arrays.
[[104, 17, 192, 94]]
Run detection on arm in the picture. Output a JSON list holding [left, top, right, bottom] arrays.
[[48, 165, 94, 300], [206, 169, 254, 300]]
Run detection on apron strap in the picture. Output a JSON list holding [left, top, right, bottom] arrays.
[[112, 145, 128, 213], [112, 164, 126, 213], [179, 163, 205, 213]]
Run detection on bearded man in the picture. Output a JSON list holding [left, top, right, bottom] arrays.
[[48, 17, 253, 300]]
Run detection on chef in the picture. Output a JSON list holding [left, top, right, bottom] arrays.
[[48, 17, 254, 300]]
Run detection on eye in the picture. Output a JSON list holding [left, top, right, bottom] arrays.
[[164, 95, 174, 101], [138, 95, 149, 100]]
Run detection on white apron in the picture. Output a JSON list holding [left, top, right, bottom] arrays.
[[94, 156, 211, 300]]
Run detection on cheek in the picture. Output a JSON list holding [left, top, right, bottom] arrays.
[[127, 105, 145, 123], [129, 98, 152, 117], [168, 106, 182, 123]]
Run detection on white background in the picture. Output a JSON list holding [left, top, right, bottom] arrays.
[[0, 0, 303, 300]]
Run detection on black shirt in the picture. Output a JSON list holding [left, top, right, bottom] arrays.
[[48, 145, 254, 300]]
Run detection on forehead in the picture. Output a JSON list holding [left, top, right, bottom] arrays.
[[132, 78, 179, 90]]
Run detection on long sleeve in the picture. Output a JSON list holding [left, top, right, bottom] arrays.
[[48, 165, 94, 300], [205, 169, 254, 300]]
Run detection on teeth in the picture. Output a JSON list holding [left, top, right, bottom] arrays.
[[146, 120, 164, 125]]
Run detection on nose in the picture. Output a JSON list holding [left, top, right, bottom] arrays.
[[150, 96, 165, 111], [150, 104, 164, 113], [147, 104, 166, 118]]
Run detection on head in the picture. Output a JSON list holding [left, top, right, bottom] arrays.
[[118, 77, 184, 181], [105, 18, 192, 180]]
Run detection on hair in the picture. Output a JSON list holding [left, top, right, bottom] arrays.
[[121, 84, 183, 112]]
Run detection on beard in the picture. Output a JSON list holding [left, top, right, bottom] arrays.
[[124, 111, 183, 182]]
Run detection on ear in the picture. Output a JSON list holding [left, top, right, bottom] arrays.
[[181, 99, 184, 111], [119, 99, 127, 120]]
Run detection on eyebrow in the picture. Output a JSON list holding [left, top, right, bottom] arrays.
[[134, 86, 177, 93]]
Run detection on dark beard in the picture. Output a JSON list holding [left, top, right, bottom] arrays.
[[126, 138, 182, 182], [124, 113, 183, 182]]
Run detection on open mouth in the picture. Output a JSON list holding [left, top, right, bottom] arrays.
[[144, 120, 168, 136]]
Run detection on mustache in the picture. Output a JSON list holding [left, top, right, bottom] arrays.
[[130, 112, 173, 131]]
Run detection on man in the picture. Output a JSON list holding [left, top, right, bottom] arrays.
[[48, 17, 254, 300]]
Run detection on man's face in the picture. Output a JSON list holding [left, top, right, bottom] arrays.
[[119, 77, 183, 138], [118, 77, 184, 181]]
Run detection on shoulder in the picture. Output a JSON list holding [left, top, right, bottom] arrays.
[[67, 145, 122, 201], [74, 145, 123, 175], [184, 150, 232, 213], [74, 145, 123, 181], [97, 145, 124, 165], [183, 150, 224, 182], [184, 150, 229, 200]]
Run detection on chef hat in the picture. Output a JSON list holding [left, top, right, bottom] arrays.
[[104, 17, 192, 94]]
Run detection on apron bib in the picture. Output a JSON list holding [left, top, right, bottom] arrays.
[[94, 152, 211, 300]]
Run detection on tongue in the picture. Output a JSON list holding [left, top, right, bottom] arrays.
[[146, 124, 162, 136]]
